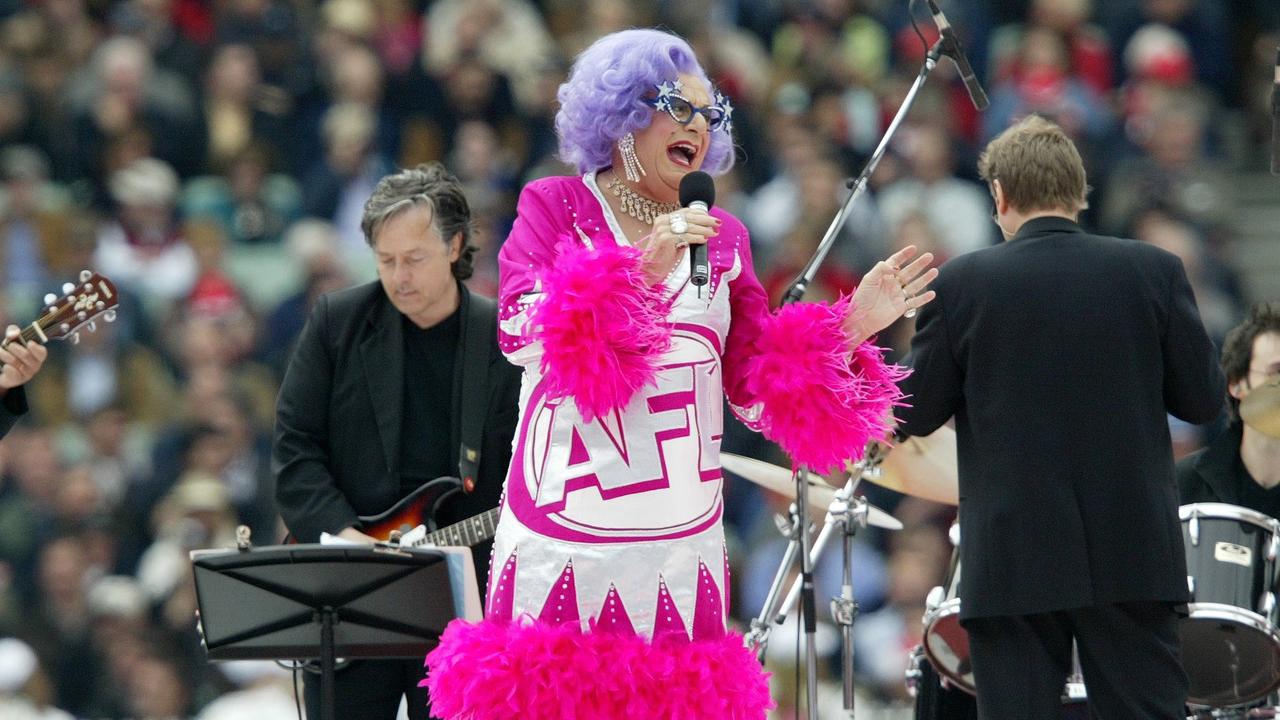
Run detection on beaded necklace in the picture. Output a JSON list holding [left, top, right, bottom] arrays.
[[606, 176, 679, 226]]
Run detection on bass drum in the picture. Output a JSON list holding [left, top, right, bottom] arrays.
[[1180, 503, 1280, 708]]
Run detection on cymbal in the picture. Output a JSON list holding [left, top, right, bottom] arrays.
[[851, 426, 960, 506], [720, 453, 903, 530], [1241, 382, 1280, 438]]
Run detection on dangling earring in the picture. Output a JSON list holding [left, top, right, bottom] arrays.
[[619, 132, 645, 183]]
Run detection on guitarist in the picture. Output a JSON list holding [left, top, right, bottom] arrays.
[[273, 163, 521, 720], [0, 324, 49, 438]]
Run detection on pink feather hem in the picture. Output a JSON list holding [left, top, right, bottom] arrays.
[[532, 241, 671, 422], [744, 297, 907, 473], [422, 618, 773, 720]]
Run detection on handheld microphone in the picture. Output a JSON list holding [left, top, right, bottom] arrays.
[[678, 171, 715, 287], [1271, 46, 1279, 175], [924, 0, 989, 112]]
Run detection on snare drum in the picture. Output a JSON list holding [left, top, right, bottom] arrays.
[[1180, 503, 1280, 707]]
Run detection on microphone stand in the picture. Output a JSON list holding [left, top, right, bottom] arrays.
[[783, 37, 946, 305], [773, 37, 948, 718]]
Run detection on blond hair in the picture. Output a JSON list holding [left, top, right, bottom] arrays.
[[977, 115, 1089, 215]]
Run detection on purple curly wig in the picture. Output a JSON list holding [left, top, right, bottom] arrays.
[[556, 29, 736, 176]]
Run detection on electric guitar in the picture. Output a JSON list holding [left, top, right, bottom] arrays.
[[295, 476, 502, 549], [2, 270, 119, 352]]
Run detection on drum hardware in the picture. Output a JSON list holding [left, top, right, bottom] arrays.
[[236, 525, 252, 552], [735, 449, 901, 718], [904, 646, 925, 698]]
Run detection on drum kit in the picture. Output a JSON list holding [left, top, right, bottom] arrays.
[[724, 384, 1280, 719]]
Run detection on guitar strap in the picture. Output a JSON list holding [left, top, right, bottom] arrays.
[[455, 288, 497, 493]]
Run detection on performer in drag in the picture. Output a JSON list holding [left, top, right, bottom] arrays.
[[424, 28, 936, 719]]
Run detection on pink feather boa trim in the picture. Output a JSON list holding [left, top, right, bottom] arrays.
[[745, 297, 907, 473], [422, 618, 774, 720], [532, 241, 671, 422]]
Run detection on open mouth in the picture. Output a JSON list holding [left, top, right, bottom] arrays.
[[666, 141, 698, 168]]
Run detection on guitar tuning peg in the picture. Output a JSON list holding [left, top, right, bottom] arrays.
[[61, 282, 74, 294], [69, 332, 80, 345], [79, 270, 91, 282], [104, 309, 117, 323], [43, 293, 56, 305]]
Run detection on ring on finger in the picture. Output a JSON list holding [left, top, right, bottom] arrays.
[[675, 236, 690, 249], [904, 297, 918, 319], [670, 213, 689, 235]]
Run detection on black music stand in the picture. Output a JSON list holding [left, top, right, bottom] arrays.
[[191, 544, 481, 720]]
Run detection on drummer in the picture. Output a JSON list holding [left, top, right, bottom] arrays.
[[1178, 302, 1280, 513]]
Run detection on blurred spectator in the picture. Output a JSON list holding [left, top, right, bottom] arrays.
[[0, 637, 73, 720], [94, 157, 199, 308], [988, 0, 1115, 95], [109, 0, 208, 88], [425, 0, 558, 114], [196, 661, 301, 720], [182, 143, 302, 245], [1100, 91, 1233, 236], [66, 36, 203, 184], [258, 219, 354, 375], [302, 102, 392, 255], [1132, 208, 1242, 343], [981, 25, 1114, 151], [1104, 0, 1232, 99], [0, 146, 70, 311], [877, 123, 994, 257]]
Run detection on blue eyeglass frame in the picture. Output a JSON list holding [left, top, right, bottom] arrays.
[[643, 94, 728, 130]]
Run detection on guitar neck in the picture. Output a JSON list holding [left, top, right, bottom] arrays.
[[412, 507, 501, 549], [2, 322, 48, 348]]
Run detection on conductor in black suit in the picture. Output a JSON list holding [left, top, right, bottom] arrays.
[[273, 162, 521, 720], [896, 116, 1225, 720]]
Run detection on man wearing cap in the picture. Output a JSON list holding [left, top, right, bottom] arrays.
[[0, 324, 47, 439], [273, 162, 520, 720]]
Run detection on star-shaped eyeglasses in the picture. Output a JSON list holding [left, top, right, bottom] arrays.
[[643, 94, 730, 131]]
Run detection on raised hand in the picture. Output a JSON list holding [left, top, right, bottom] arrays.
[[845, 245, 938, 345]]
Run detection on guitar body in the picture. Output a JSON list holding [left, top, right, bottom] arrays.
[[282, 476, 502, 549], [356, 476, 461, 540]]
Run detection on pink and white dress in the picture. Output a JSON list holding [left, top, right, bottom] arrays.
[[423, 173, 904, 720]]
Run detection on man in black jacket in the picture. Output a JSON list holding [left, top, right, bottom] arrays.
[[0, 324, 47, 438], [274, 163, 521, 720], [1178, 303, 1280, 512], [897, 115, 1225, 719]]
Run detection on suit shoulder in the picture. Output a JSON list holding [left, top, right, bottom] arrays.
[[319, 281, 383, 317], [1107, 235, 1180, 268]]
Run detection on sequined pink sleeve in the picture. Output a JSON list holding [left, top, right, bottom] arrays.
[[497, 180, 570, 366]]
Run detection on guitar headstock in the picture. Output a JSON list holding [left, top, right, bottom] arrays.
[[36, 271, 120, 345]]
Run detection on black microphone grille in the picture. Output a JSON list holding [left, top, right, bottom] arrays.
[[678, 170, 716, 209]]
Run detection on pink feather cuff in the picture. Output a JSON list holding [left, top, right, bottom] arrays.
[[422, 618, 774, 720], [744, 297, 907, 473], [531, 241, 672, 422]]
